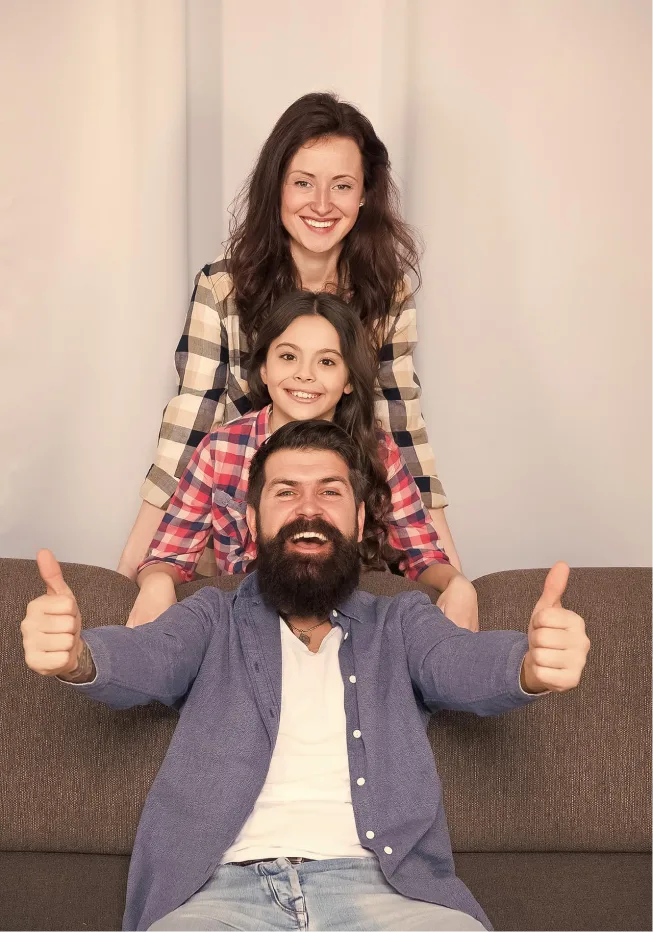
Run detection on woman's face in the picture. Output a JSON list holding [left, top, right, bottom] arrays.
[[280, 136, 364, 258], [261, 314, 352, 428]]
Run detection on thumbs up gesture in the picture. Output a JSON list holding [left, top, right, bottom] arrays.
[[521, 562, 590, 694], [21, 550, 84, 677]]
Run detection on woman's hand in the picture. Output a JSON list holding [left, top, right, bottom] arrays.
[[436, 575, 479, 632], [126, 573, 177, 628]]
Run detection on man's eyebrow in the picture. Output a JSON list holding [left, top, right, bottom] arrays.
[[267, 476, 350, 489], [287, 170, 358, 181], [274, 342, 343, 358]]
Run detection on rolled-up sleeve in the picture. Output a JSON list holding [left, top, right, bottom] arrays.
[[141, 268, 229, 509], [138, 434, 216, 582], [375, 283, 447, 510], [380, 433, 449, 580]]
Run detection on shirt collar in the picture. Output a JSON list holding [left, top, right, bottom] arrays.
[[254, 405, 273, 445]]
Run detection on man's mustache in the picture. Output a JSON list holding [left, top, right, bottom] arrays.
[[276, 517, 342, 545]]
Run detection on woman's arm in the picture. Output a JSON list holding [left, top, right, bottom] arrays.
[[119, 262, 233, 574], [117, 501, 167, 580], [375, 283, 456, 535]]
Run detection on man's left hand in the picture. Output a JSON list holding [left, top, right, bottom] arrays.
[[436, 576, 479, 632], [521, 562, 590, 694]]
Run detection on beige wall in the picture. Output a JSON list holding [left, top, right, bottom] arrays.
[[2, 0, 650, 578]]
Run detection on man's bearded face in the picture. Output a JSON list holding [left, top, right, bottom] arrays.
[[247, 448, 364, 617], [255, 515, 361, 617]]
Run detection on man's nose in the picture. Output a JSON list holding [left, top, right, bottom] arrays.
[[294, 495, 323, 518]]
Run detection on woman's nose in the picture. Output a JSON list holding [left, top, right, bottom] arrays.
[[310, 185, 332, 216]]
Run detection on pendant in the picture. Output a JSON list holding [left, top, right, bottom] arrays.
[[298, 631, 311, 646]]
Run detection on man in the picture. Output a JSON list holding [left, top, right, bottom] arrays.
[[21, 420, 590, 932]]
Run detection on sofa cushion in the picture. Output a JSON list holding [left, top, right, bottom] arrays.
[[0, 851, 650, 932]]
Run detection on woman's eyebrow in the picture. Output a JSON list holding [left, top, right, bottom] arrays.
[[287, 170, 358, 181]]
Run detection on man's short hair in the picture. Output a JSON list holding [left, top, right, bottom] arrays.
[[247, 420, 367, 511]]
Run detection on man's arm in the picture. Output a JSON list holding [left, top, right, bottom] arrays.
[[21, 550, 216, 709], [400, 563, 589, 714]]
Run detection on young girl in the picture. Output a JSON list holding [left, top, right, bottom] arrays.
[[118, 91, 462, 579], [127, 293, 477, 630]]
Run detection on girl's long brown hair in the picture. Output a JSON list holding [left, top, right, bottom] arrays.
[[226, 91, 421, 345], [248, 291, 402, 570]]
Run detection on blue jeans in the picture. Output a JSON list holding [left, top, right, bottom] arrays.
[[148, 857, 486, 931]]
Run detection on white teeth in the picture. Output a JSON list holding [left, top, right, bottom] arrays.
[[289, 391, 319, 399], [304, 218, 336, 228], [292, 531, 328, 543]]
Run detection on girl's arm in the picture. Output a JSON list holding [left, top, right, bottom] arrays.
[[427, 507, 462, 572], [119, 262, 233, 578], [125, 435, 216, 627], [380, 435, 477, 631]]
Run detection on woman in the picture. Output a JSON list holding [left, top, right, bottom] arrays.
[[127, 292, 477, 630], [118, 91, 462, 577]]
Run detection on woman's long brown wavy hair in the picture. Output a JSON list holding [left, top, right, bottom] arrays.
[[247, 291, 402, 570], [226, 91, 421, 345]]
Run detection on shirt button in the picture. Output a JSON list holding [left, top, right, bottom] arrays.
[[344, 632, 349, 640], [349, 675, 356, 683], [365, 831, 375, 839], [353, 729, 361, 738], [384, 846, 393, 855], [356, 777, 365, 786], [332, 610, 338, 617]]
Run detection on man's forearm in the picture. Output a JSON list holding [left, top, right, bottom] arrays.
[[58, 640, 96, 684]]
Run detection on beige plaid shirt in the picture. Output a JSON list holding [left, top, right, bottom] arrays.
[[141, 257, 446, 510]]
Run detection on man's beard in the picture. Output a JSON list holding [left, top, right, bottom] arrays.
[[254, 516, 361, 618]]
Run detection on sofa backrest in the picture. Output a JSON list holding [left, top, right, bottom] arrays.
[[1, 559, 650, 856]]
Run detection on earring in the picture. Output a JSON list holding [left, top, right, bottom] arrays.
[[359, 200, 364, 207]]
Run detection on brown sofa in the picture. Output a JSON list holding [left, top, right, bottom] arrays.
[[0, 559, 650, 932]]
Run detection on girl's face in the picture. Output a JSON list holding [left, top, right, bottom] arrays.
[[261, 315, 352, 428], [281, 136, 364, 258]]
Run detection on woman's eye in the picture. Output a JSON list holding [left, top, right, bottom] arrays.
[[294, 180, 311, 188], [334, 183, 352, 191]]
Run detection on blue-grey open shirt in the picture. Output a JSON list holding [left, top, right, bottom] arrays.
[[72, 574, 540, 930]]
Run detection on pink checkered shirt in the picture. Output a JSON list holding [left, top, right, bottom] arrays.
[[139, 407, 449, 582]]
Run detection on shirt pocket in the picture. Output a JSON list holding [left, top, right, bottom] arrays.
[[212, 490, 248, 544]]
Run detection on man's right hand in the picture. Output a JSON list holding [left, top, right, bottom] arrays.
[[21, 550, 84, 677]]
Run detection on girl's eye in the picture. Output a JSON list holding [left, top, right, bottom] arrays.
[[319, 357, 336, 366], [280, 353, 296, 361]]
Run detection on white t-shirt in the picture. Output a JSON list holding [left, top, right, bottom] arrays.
[[221, 618, 372, 862]]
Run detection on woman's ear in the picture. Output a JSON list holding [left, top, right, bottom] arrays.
[[260, 363, 268, 385], [343, 382, 353, 395]]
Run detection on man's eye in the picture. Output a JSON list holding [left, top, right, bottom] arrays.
[[276, 489, 294, 497], [323, 489, 341, 496]]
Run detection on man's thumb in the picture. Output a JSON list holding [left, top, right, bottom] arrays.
[[533, 561, 570, 613], [37, 549, 72, 597]]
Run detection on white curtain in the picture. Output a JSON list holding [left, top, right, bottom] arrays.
[[1, 0, 650, 579]]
